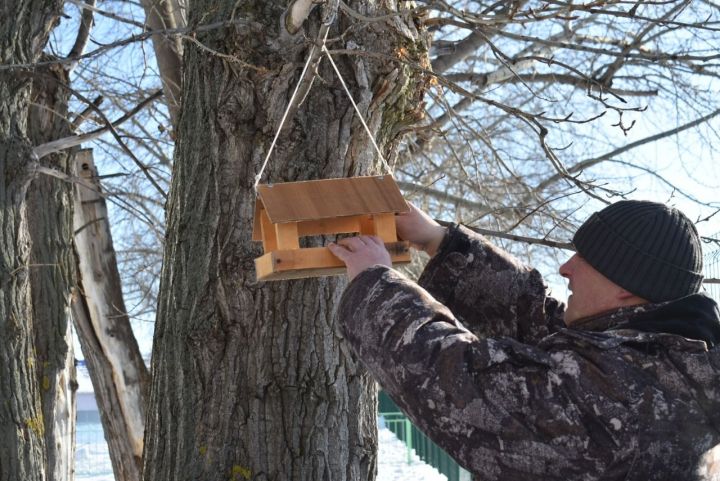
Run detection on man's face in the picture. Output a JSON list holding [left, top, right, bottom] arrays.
[[559, 253, 631, 325]]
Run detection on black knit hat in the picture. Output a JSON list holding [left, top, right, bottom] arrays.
[[573, 200, 704, 303]]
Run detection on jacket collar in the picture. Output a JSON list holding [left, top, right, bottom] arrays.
[[569, 292, 720, 348]]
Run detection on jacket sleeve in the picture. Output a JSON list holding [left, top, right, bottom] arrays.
[[338, 266, 623, 479], [418, 224, 564, 344]]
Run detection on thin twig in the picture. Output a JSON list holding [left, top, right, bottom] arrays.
[[534, 107, 720, 193], [66, 0, 145, 29], [30, 159, 161, 232], [436, 219, 575, 250], [71, 95, 104, 130], [33, 90, 162, 159], [0, 18, 252, 71]]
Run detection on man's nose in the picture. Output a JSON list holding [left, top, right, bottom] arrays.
[[559, 256, 573, 278]]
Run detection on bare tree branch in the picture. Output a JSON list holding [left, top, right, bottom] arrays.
[[66, 0, 96, 72], [398, 180, 489, 211], [0, 18, 252, 71], [437, 219, 575, 250], [70, 94, 103, 130], [33, 90, 163, 159], [284, 0, 318, 35], [140, 0, 183, 127], [535, 107, 720, 193], [66, 0, 146, 29]]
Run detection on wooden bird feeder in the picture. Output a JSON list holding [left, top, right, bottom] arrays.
[[252, 175, 411, 281]]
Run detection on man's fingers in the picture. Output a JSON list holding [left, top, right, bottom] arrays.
[[338, 236, 368, 252], [351, 235, 382, 246], [367, 235, 385, 247], [329, 236, 393, 281], [328, 243, 350, 261]]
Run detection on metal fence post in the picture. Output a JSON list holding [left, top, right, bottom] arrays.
[[705, 239, 720, 303], [405, 418, 413, 464]]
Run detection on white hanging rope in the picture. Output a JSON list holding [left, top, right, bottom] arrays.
[[320, 44, 392, 175], [253, 33, 325, 191], [254, 32, 392, 191]]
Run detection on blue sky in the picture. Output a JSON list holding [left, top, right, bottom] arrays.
[[56, 1, 720, 357]]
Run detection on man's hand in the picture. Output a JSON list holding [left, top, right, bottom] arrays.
[[328, 235, 392, 281], [395, 202, 447, 257]]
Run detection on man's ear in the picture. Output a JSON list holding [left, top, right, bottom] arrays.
[[616, 288, 636, 301], [616, 288, 649, 305]]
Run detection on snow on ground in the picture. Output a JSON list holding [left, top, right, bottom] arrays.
[[377, 421, 448, 481], [75, 423, 113, 481], [74, 420, 447, 481], [76, 361, 448, 479]]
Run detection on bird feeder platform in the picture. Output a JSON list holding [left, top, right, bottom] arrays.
[[252, 175, 411, 281]]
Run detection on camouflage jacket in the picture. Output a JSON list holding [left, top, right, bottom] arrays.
[[337, 225, 720, 481]]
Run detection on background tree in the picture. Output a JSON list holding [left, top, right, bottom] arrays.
[[27, 60, 77, 481], [71, 149, 150, 481], [0, 1, 71, 480], [27, 4, 158, 480]]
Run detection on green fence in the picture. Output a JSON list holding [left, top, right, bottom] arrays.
[[705, 241, 720, 303], [379, 391, 470, 481]]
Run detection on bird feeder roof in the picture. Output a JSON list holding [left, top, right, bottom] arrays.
[[254, 175, 409, 224]]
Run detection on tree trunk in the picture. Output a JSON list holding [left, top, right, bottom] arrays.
[[0, 1, 66, 480], [0, 139, 47, 481], [26, 60, 78, 481], [71, 149, 150, 481], [143, 2, 430, 480]]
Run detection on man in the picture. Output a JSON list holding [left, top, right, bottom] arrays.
[[328, 200, 720, 481]]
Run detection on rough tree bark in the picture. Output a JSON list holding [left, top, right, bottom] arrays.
[[71, 150, 150, 481], [0, 1, 67, 480], [26, 60, 78, 481], [142, 1, 430, 480]]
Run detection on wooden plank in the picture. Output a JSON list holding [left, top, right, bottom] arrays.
[[359, 215, 375, 235], [257, 175, 410, 223], [373, 213, 397, 242], [254, 243, 411, 281], [271, 246, 344, 272], [254, 252, 278, 281], [296, 216, 361, 237], [275, 222, 300, 250], [259, 208, 277, 253], [256, 266, 349, 281], [251, 199, 263, 241]]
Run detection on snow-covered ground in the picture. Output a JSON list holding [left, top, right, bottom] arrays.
[[74, 420, 447, 481], [75, 433, 113, 481], [75, 362, 448, 481], [376, 419, 448, 481]]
